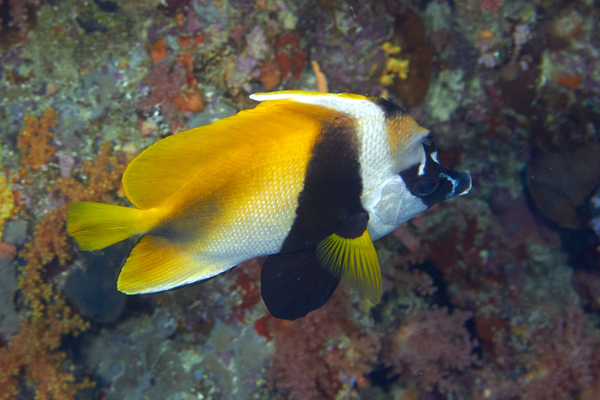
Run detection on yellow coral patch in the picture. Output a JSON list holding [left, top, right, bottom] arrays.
[[386, 58, 410, 79], [0, 172, 14, 238], [381, 42, 402, 54]]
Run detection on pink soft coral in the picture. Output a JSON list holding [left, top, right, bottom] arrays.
[[477, 303, 600, 400], [384, 307, 478, 393], [266, 291, 380, 400]]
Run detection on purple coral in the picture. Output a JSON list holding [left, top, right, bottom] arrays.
[[136, 62, 186, 125], [245, 26, 269, 60]]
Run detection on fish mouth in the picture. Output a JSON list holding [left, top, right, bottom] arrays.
[[441, 169, 472, 199], [457, 171, 472, 196]]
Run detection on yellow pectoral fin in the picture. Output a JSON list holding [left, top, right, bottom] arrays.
[[315, 229, 382, 304]]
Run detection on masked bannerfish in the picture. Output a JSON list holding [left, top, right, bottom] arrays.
[[67, 90, 471, 320]]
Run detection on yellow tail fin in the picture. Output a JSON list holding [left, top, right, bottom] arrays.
[[67, 202, 147, 251]]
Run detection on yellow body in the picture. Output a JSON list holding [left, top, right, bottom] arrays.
[[69, 97, 341, 294]]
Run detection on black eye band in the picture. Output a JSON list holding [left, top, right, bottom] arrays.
[[400, 138, 470, 207], [411, 174, 440, 197]]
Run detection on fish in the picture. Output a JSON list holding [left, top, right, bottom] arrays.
[[67, 90, 471, 320]]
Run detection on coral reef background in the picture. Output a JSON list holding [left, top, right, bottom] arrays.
[[1, 0, 600, 399]]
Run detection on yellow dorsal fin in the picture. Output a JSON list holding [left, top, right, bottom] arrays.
[[123, 95, 334, 209], [315, 229, 382, 304]]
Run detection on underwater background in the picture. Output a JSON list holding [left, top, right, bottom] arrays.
[[1, 0, 600, 399]]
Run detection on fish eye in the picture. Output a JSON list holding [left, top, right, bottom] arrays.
[[412, 176, 440, 197]]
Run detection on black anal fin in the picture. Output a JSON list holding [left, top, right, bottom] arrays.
[[261, 252, 339, 320]]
